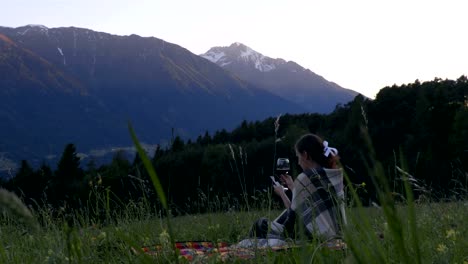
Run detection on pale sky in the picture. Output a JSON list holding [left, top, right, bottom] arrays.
[[2, 0, 467, 98]]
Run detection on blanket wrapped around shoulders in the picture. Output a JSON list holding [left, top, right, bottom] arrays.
[[266, 167, 347, 241]]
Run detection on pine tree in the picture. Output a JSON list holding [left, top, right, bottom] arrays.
[[51, 143, 84, 207]]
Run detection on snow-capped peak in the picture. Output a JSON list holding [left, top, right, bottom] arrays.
[[18, 24, 49, 35], [201, 42, 285, 72], [26, 24, 48, 30]]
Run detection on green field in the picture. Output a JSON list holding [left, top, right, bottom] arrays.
[[0, 193, 466, 263], [1, 127, 466, 263]]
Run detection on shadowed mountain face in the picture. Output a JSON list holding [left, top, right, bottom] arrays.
[[201, 42, 358, 113], [0, 31, 128, 167], [0, 25, 306, 171]]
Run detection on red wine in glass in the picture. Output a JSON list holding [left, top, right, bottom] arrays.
[[276, 158, 290, 176]]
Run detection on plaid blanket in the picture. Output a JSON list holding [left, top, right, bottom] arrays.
[[269, 168, 346, 240], [297, 168, 347, 239]]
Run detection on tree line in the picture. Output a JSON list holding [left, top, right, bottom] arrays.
[[1, 77, 467, 218]]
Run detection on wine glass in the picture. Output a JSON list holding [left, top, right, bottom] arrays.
[[273, 158, 290, 190], [276, 158, 290, 175]]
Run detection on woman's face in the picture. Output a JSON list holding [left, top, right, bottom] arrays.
[[295, 149, 308, 170]]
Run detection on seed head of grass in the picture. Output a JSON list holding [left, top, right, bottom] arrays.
[[0, 188, 39, 231]]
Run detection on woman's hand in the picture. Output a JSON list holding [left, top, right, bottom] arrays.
[[273, 184, 291, 208], [273, 184, 285, 197], [280, 174, 294, 190]]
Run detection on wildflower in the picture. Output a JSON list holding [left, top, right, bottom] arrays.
[[208, 224, 220, 231], [98, 231, 106, 239], [361, 182, 366, 187], [445, 229, 457, 240], [159, 229, 170, 246], [436, 243, 447, 253]]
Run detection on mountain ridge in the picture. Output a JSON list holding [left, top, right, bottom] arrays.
[[0, 25, 307, 173], [200, 42, 359, 113]]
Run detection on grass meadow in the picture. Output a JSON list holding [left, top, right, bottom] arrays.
[[0, 127, 466, 263], [0, 195, 466, 263]]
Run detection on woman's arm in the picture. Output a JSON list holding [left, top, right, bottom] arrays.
[[280, 174, 294, 190], [273, 185, 291, 208]]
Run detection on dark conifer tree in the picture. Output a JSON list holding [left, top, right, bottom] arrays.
[[9, 160, 34, 198], [171, 136, 185, 152], [51, 143, 84, 207]]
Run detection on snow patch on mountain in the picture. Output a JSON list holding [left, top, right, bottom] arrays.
[[27, 24, 48, 30], [239, 46, 255, 58], [203, 50, 226, 63], [18, 24, 49, 36], [57, 47, 67, 65], [201, 43, 283, 72], [238, 45, 276, 72]]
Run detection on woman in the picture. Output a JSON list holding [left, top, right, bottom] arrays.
[[250, 133, 346, 241]]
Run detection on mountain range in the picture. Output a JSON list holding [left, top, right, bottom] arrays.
[[0, 25, 358, 173], [201, 42, 357, 113]]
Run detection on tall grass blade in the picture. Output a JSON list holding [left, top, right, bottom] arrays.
[[396, 165, 422, 264], [360, 126, 412, 263], [128, 124, 167, 209], [342, 171, 387, 263], [128, 122, 178, 263]]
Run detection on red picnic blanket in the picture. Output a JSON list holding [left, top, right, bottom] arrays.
[[139, 239, 346, 262]]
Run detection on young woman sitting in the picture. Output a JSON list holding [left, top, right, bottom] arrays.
[[248, 133, 347, 243]]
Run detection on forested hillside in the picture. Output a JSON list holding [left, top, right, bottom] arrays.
[[2, 77, 467, 215]]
